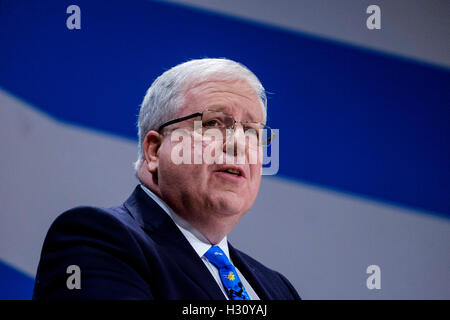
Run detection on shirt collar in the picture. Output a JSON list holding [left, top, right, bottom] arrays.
[[139, 184, 230, 259]]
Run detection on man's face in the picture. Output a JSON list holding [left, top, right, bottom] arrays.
[[157, 79, 263, 222]]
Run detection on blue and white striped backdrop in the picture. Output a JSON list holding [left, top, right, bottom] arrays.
[[1, 0, 449, 299]]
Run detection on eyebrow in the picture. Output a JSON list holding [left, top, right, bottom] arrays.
[[207, 104, 230, 112], [207, 104, 260, 123]]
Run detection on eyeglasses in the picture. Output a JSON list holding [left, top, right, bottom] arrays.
[[158, 109, 274, 146]]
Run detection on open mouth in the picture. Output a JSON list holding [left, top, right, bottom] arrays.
[[215, 166, 245, 180], [222, 168, 242, 176]]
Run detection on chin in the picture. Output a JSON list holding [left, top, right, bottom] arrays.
[[211, 194, 248, 216]]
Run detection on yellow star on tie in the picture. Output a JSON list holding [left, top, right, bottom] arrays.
[[225, 272, 235, 281]]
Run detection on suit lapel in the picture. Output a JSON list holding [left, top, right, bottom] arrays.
[[229, 243, 273, 300], [124, 185, 224, 299]]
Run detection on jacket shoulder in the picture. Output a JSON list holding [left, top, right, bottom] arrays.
[[40, 205, 143, 250], [50, 204, 133, 230], [33, 205, 153, 299]]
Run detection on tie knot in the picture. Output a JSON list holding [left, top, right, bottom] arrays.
[[204, 246, 232, 269]]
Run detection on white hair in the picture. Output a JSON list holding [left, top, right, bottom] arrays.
[[133, 58, 267, 175]]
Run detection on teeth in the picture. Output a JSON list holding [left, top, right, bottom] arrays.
[[224, 168, 240, 175]]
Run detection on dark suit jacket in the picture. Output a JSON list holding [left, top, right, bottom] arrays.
[[33, 185, 301, 300]]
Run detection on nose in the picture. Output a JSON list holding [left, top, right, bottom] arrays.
[[223, 123, 246, 159]]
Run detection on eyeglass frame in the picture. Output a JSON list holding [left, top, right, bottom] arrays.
[[157, 109, 274, 145]]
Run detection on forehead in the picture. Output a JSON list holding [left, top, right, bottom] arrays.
[[180, 79, 263, 122]]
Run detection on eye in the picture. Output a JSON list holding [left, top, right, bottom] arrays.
[[203, 119, 222, 127], [244, 125, 259, 137]]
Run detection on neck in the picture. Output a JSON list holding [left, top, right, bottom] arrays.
[[177, 210, 240, 245]]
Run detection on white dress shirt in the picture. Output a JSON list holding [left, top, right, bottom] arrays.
[[140, 184, 259, 300]]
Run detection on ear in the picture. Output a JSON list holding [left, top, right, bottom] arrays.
[[143, 130, 162, 174]]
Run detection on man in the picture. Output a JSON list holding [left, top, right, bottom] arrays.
[[33, 58, 301, 300]]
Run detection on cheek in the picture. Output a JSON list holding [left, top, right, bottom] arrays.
[[158, 147, 177, 184], [160, 142, 210, 185], [249, 165, 262, 190]]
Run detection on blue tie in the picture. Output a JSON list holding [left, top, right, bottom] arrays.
[[204, 246, 251, 300]]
